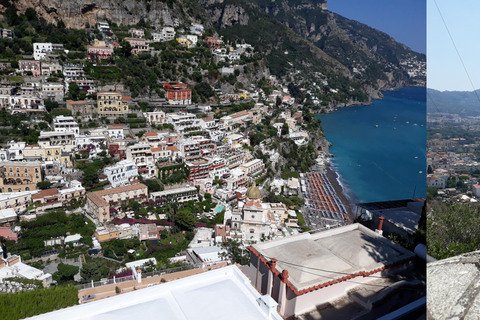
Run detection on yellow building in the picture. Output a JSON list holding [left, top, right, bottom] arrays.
[[97, 91, 129, 117], [176, 36, 192, 48], [44, 146, 62, 161], [0, 161, 43, 192]]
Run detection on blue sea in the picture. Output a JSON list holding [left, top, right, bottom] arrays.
[[316, 86, 426, 204]]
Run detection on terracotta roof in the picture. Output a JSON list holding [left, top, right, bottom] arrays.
[[122, 96, 132, 100], [87, 183, 148, 208], [151, 147, 163, 152], [32, 188, 59, 199], [244, 200, 262, 208], [202, 117, 214, 122], [145, 132, 158, 137], [166, 146, 179, 152], [231, 110, 248, 119]]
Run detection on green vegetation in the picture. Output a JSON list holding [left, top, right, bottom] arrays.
[[427, 201, 475, 260], [53, 263, 80, 283], [6, 210, 95, 258], [0, 285, 78, 320], [220, 238, 250, 265]]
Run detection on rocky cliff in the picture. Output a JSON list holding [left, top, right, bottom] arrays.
[[0, 0, 205, 29]]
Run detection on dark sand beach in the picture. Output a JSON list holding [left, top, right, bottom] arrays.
[[325, 162, 356, 219]]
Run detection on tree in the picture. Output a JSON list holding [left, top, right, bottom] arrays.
[[281, 123, 289, 135], [428, 201, 480, 260], [37, 181, 52, 190], [54, 263, 79, 282], [145, 179, 164, 192], [427, 165, 434, 174], [175, 208, 196, 231], [220, 238, 250, 265]]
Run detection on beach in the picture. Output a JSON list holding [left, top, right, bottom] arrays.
[[325, 162, 355, 219]]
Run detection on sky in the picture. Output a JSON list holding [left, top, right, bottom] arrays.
[[427, 0, 480, 91], [328, 0, 426, 54]]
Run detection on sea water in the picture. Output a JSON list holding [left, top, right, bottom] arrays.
[[316, 86, 426, 203]]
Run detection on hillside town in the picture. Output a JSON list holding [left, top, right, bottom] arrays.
[[427, 112, 480, 202], [0, 8, 426, 320]]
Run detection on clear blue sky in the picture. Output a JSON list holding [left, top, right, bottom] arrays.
[[427, 0, 480, 91], [328, 0, 426, 54]]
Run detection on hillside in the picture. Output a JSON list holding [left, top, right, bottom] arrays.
[[427, 88, 480, 116], [0, 0, 425, 109]]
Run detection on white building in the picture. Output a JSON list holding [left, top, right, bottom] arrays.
[[244, 223, 417, 319], [166, 111, 201, 135], [33, 42, 52, 60], [104, 160, 138, 188], [161, 27, 176, 41], [146, 110, 166, 125], [53, 116, 79, 136], [28, 265, 282, 320], [38, 131, 76, 153]]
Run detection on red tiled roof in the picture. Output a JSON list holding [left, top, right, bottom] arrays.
[[32, 188, 59, 199], [166, 146, 179, 152]]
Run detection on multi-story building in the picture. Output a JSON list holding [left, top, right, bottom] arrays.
[[199, 117, 217, 130], [239, 159, 264, 179], [141, 132, 164, 148], [145, 110, 166, 125], [43, 145, 62, 161], [205, 37, 221, 49], [160, 27, 175, 41], [42, 83, 64, 102], [23, 145, 43, 162], [33, 42, 52, 60], [166, 111, 201, 134], [18, 60, 41, 77], [178, 136, 215, 162], [0, 161, 43, 192], [97, 91, 129, 117], [38, 131, 76, 153], [126, 143, 157, 178], [129, 28, 145, 38], [86, 183, 148, 221], [7, 141, 26, 161], [65, 100, 96, 118], [104, 160, 138, 188], [0, 191, 33, 213], [53, 115, 79, 136], [41, 62, 62, 77], [87, 45, 114, 61], [224, 168, 247, 190], [164, 82, 191, 105], [124, 37, 149, 55], [107, 124, 124, 139], [186, 156, 228, 182], [63, 66, 85, 81], [190, 23, 204, 35], [150, 186, 198, 205]]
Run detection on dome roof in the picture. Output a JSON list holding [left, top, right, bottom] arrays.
[[246, 183, 261, 199]]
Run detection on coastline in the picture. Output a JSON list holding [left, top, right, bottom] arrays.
[[324, 161, 356, 220]]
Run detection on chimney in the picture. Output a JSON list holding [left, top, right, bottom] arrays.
[[137, 269, 142, 283], [269, 258, 277, 271], [375, 216, 384, 236]]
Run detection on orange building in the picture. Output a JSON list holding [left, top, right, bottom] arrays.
[[164, 82, 191, 105]]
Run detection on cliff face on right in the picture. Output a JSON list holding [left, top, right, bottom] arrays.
[[203, 0, 425, 107]]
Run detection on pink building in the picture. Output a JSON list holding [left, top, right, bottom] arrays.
[[18, 60, 41, 77], [124, 37, 149, 55], [87, 45, 114, 61]]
